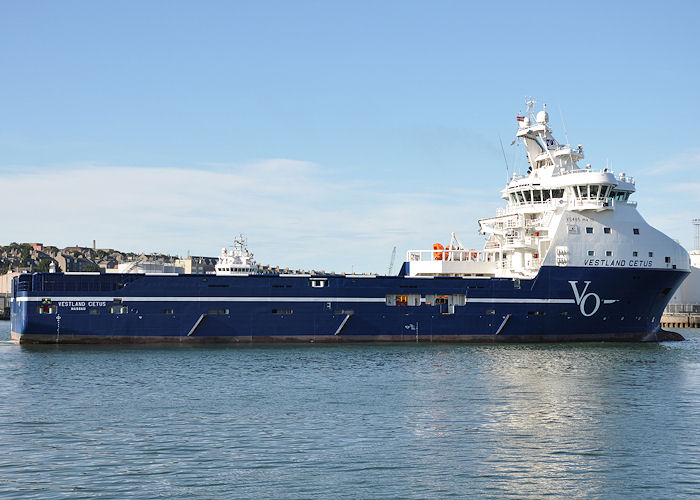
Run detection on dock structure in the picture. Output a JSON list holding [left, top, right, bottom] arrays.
[[0, 293, 9, 320], [661, 312, 700, 328]]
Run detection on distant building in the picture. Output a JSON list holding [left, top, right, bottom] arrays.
[[667, 251, 700, 313], [175, 256, 217, 274], [54, 253, 97, 273], [0, 271, 23, 294]]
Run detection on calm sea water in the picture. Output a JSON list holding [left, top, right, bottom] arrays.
[[0, 322, 698, 499]]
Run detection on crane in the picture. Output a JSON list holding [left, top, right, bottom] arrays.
[[387, 246, 397, 275]]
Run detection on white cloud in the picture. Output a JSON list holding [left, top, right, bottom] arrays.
[[639, 150, 700, 176], [3, 160, 497, 273]]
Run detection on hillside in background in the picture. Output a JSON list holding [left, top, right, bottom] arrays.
[[0, 242, 182, 273]]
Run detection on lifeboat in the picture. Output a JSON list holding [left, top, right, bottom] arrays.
[[433, 243, 444, 260]]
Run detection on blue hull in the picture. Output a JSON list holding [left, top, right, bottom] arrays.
[[10, 266, 688, 343]]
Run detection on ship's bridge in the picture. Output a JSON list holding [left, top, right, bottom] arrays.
[[502, 102, 636, 215], [502, 168, 636, 213]]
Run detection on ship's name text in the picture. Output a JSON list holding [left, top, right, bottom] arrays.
[[57, 301, 107, 310], [583, 259, 653, 268]]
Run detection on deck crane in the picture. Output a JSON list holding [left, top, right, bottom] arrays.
[[387, 246, 397, 275]]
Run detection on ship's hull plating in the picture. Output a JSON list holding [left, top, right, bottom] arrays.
[[11, 266, 688, 344]]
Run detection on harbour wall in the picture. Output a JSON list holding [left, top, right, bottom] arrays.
[[661, 311, 700, 328]]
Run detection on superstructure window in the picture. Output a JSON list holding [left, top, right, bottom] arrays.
[[665, 257, 671, 263], [611, 191, 630, 201], [633, 251, 638, 257], [649, 252, 654, 257], [606, 251, 613, 257], [604, 227, 611, 234], [163, 308, 174, 314], [38, 304, 57, 314], [633, 228, 640, 235], [588, 250, 595, 256], [386, 294, 420, 306], [586, 227, 594, 234], [208, 308, 229, 315], [272, 309, 293, 314]]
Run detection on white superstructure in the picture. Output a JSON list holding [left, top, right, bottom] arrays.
[[106, 261, 185, 274], [406, 100, 690, 278], [215, 235, 260, 276]]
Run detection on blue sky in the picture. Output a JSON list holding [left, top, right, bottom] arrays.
[[1, 1, 698, 272]]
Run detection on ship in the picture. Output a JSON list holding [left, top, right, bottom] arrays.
[[10, 102, 691, 343]]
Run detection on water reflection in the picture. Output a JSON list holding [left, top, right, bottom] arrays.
[[0, 322, 698, 498]]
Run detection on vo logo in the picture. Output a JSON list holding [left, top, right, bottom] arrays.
[[568, 281, 601, 317]]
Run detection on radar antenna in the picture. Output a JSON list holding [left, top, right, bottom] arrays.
[[693, 218, 700, 251], [525, 97, 537, 120]]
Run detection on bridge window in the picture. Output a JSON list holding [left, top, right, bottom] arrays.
[[551, 189, 564, 199], [523, 190, 531, 202]]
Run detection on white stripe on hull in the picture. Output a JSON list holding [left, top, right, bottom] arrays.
[[15, 296, 618, 305]]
